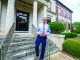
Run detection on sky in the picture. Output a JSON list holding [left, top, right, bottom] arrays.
[[59, 0, 80, 23]]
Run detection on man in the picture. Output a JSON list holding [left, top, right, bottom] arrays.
[[34, 17, 51, 60]]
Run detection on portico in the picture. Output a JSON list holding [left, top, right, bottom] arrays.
[[0, 0, 48, 33]]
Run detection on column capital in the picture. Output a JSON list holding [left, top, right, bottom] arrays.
[[38, 0, 48, 6]]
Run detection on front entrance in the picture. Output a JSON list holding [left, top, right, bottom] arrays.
[[16, 10, 29, 31]]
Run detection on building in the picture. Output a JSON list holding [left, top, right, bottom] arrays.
[[0, 0, 72, 59], [47, 0, 73, 32], [56, 1, 73, 32], [0, 0, 73, 33]]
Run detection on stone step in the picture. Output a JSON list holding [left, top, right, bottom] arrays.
[[6, 51, 35, 60], [8, 42, 56, 54], [12, 34, 35, 38], [6, 46, 59, 60], [8, 44, 57, 57], [10, 41, 34, 47], [13, 50, 35, 58], [7, 49, 35, 59], [8, 44, 34, 53], [5, 33, 60, 60], [0, 38, 4, 44], [13, 32, 34, 35], [0, 40, 3, 44], [13, 35, 35, 37], [11, 54, 35, 60], [12, 37, 35, 40], [11, 38, 35, 42]]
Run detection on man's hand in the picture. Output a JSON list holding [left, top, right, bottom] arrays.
[[40, 32, 46, 37]]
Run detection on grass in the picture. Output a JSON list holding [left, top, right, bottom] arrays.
[[77, 33, 80, 37]]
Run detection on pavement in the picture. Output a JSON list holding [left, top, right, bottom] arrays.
[[45, 52, 75, 60]]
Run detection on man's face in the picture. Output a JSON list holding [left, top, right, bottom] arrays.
[[42, 17, 47, 24]]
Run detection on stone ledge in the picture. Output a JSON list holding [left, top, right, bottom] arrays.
[[48, 34, 65, 51], [49, 34, 65, 38]]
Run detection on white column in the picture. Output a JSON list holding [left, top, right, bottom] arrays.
[[0, 0, 2, 31], [6, 0, 15, 32], [43, 5, 47, 17], [33, 0, 38, 27], [0, 0, 1, 18], [0, 0, 7, 32]]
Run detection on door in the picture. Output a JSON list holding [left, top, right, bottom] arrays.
[[16, 10, 29, 31]]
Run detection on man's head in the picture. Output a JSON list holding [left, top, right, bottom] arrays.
[[42, 17, 47, 24]]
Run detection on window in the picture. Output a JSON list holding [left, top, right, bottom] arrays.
[[69, 14, 72, 20], [61, 9, 64, 17], [58, 7, 61, 15], [51, 2, 56, 12], [47, 16, 51, 23], [64, 11, 67, 18], [59, 9, 61, 16], [68, 23, 71, 30], [48, 2, 51, 11]]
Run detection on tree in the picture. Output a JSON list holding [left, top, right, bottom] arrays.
[[72, 22, 80, 33]]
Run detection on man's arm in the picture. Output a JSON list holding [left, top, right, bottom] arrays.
[[36, 25, 41, 35], [46, 25, 51, 35]]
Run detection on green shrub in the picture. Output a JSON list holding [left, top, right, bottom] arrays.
[[60, 32, 77, 38], [72, 22, 80, 33], [63, 40, 80, 58], [48, 22, 65, 34]]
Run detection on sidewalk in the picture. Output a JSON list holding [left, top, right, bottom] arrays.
[[45, 52, 75, 60]]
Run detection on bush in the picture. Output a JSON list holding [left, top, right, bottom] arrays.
[[72, 22, 80, 33], [48, 22, 65, 34], [63, 40, 80, 58], [60, 32, 77, 38]]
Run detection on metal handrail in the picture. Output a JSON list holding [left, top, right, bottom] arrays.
[[47, 40, 50, 60], [0, 23, 15, 60]]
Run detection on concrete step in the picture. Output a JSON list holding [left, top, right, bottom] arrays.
[[6, 52, 35, 60], [11, 38, 35, 42], [0, 40, 3, 44], [8, 41, 56, 53], [0, 38, 4, 44], [5, 33, 60, 60], [12, 34, 35, 38], [12, 54, 35, 60], [8, 43, 56, 55], [7, 49, 35, 59], [8, 44, 34, 53], [10, 41, 34, 47], [6, 46, 59, 60]]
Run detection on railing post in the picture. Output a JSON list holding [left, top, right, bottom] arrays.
[[0, 49, 1, 60], [49, 42, 50, 60], [47, 40, 50, 60]]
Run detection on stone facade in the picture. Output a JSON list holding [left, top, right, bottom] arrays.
[[0, 0, 72, 33], [57, 1, 73, 32]]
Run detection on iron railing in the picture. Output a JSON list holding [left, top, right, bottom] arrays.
[[0, 23, 15, 60]]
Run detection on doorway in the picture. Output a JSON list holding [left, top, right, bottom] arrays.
[[16, 10, 29, 31]]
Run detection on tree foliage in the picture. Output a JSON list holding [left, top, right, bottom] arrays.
[[48, 22, 66, 34], [72, 22, 80, 33]]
